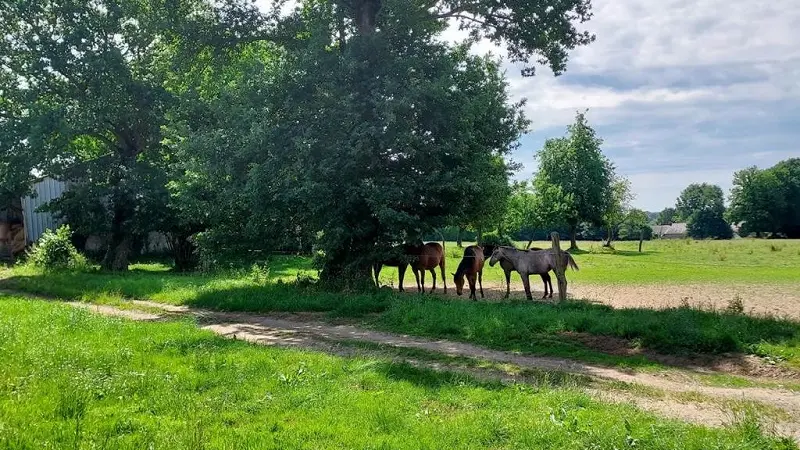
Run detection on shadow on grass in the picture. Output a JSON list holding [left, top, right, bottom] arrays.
[[2, 271, 799, 374]]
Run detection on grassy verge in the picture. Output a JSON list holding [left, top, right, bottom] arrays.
[[2, 266, 800, 370], [0, 295, 795, 449]]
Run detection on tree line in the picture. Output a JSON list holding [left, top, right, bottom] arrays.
[[651, 159, 800, 240]]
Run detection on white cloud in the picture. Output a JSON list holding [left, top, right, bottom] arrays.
[[254, 0, 800, 210]]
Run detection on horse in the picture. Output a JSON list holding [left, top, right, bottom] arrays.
[[482, 245, 552, 299], [373, 244, 416, 292], [410, 242, 447, 293], [452, 245, 484, 300], [373, 241, 446, 293], [489, 246, 578, 300]]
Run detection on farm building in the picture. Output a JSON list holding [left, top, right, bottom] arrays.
[[1, 176, 169, 260], [652, 222, 688, 239], [0, 177, 68, 260]]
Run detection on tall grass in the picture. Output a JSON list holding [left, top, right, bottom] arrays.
[[0, 296, 794, 449]]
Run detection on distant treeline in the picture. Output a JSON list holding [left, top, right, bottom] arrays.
[[427, 223, 654, 244]]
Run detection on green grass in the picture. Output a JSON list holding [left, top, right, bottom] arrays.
[[0, 295, 795, 449], [123, 239, 800, 286], [2, 264, 800, 369]]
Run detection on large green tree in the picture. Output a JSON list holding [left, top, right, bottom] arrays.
[[0, 0, 262, 270], [0, 83, 34, 209], [727, 167, 784, 237], [728, 159, 800, 238], [532, 112, 613, 249], [601, 175, 634, 247], [656, 207, 677, 225], [676, 183, 732, 239], [180, 0, 594, 284], [771, 158, 800, 238]]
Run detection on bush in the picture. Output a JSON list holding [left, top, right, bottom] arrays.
[[478, 231, 515, 248], [28, 225, 88, 271]]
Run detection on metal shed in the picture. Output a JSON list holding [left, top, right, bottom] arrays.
[[21, 177, 68, 244]]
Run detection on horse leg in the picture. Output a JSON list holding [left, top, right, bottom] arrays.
[[398, 264, 406, 292], [504, 270, 511, 299], [420, 269, 426, 293], [522, 273, 533, 301], [429, 268, 437, 294], [469, 274, 477, 300], [374, 263, 382, 288], [478, 270, 484, 298], [547, 273, 554, 299], [439, 258, 447, 294], [412, 268, 421, 293], [541, 273, 550, 298]]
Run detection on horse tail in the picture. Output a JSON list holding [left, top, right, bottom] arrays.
[[566, 252, 579, 271]]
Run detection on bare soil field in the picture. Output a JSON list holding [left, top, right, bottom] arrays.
[[394, 281, 800, 320]]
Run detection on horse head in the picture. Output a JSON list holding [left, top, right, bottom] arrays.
[[488, 247, 503, 267]]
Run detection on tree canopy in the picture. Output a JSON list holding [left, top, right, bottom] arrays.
[[676, 183, 732, 240], [2, 0, 599, 282], [531, 112, 613, 249], [0, 0, 262, 270], [727, 158, 800, 238]]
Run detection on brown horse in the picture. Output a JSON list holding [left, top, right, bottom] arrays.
[[373, 241, 446, 293], [410, 242, 447, 293], [452, 245, 484, 300]]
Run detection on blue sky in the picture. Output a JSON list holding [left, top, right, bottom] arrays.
[[452, 0, 800, 211], [259, 0, 800, 211]]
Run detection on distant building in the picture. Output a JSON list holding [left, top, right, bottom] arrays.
[[652, 222, 688, 239]]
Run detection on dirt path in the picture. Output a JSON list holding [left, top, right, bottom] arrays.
[[394, 281, 800, 319], [54, 299, 800, 441]]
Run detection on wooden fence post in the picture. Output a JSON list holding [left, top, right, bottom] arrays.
[[550, 232, 567, 301], [638, 229, 644, 253]]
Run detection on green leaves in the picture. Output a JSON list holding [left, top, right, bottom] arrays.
[[530, 112, 613, 247], [676, 184, 732, 240], [727, 159, 800, 238]]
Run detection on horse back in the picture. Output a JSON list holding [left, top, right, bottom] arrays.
[[457, 245, 484, 275], [415, 242, 444, 269]]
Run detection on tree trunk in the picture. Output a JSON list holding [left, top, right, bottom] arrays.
[[101, 193, 134, 271], [604, 225, 613, 247], [568, 223, 579, 250], [170, 232, 198, 272], [457, 226, 464, 248], [319, 241, 376, 290], [526, 240, 533, 249], [352, 0, 381, 35]]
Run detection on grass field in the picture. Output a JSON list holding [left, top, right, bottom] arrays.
[[440, 239, 800, 285], [2, 242, 800, 370], [262, 239, 800, 285], [0, 296, 794, 449]]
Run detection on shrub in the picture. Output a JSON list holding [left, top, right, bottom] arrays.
[[478, 231, 515, 248], [28, 225, 88, 271]]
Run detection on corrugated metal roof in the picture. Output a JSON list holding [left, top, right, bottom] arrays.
[[21, 177, 67, 243]]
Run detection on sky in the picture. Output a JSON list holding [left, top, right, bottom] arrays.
[[257, 0, 800, 211]]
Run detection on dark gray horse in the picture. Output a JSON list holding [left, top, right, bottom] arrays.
[[482, 245, 551, 299], [489, 246, 579, 300]]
